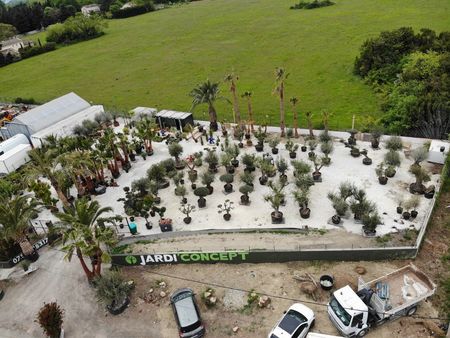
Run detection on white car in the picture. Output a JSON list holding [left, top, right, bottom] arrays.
[[268, 303, 315, 338]]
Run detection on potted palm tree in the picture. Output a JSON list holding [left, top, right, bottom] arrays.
[[36, 302, 64, 338], [265, 179, 288, 224], [180, 203, 195, 224], [220, 174, 234, 193], [194, 187, 209, 208], [201, 171, 215, 194], [94, 270, 132, 315], [190, 80, 224, 131], [241, 153, 256, 172], [320, 141, 333, 165], [238, 184, 252, 205], [362, 212, 380, 237], [168, 142, 185, 170], [293, 188, 310, 219], [269, 137, 280, 154], [254, 126, 267, 152], [217, 199, 234, 221], [375, 163, 388, 185], [285, 139, 299, 159], [204, 149, 219, 173]]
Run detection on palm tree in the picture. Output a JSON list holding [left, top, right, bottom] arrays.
[[190, 80, 224, 131], [134, 117, 157, 155], [290, 97, 299, 138], [306, 111, 315, 138], [27, 148, 71, 208], [58, 151, 96, 196], [273, 67, 289, 137], [0, 195, 40, 256], [241, 91, 254, 132], [56, 198, 117, 282], [224, 73, 242, 126]]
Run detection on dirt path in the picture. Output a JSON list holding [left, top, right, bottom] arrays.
[[128, 229, 378, 253]]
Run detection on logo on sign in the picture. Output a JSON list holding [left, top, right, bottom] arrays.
[[125, 255, 138, 265]]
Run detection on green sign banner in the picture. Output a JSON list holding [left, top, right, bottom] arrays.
[[113, 251, 250, 266]]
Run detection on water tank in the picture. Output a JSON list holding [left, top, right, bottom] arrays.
[[0, 134, 29, 156]]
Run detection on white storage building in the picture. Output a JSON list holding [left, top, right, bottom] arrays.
[[0, 143, 32, 175], [428, 140, 449, 165]]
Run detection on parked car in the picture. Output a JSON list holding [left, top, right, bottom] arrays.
[[170, 288, 205, 338], [268, 303, 315, 338]]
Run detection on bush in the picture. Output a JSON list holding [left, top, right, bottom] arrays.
[[290, 0, 334, 10], [36, 302, 64, 338], [19, 42, 56, 59], [94, 270, 132, 307], [47, 14, 107, 44], [384, 149, 401, 167], [112, 5, 152, 19], [384, 136, 403, 151], [14, 97, 38, 104]]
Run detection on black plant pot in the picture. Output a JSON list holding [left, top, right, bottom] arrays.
[[411, 210, 418, 218], [301, 146, 307, 152], [223, 214, 231, 221], [129, 153, 136, 162], [238, 142, 244, 148], [272, 148, 279, 155], [224, 184, 233, 193], [245, 133, 251, 140], [350, 150, 360, 157], [119, 223, 124, 229], [386, 170, 396, 178], [362, 157, 372, 165], [255, 143, 264, 152], [271, 211, 283, 224], [191, 183, 197, 190], [259, 176, 268, 185], [396, 206, 403, 214], [231, 159, 239, 167], [207, 186, 214, 195], [240, 194, 250, 205], [424, 190, 435, 199], [312, 172, 322, 181], [107, 297, 130, 315], [198, 197, 206, 208], [183, 216, 192, 224], [145, 222, 152, 230], [403, 211, 411, 220], [289, 152, 296, 159], [371, 140, 379, 149], [227, 166, 235, 174], [378, 176, 388, 185], [112, 171, 120, 179], [158, 181, 170, 189], [159, 221, 173, 232], [300, 208, 311, 219], [332, 215, 341, 224], [182, 197, 188, 204]]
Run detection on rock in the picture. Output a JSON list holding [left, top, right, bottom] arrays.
[[148, 288, 154, 293], [159, 281, 166, 289], [258, 295, 271, 308], [299, 282, 317, 296], [204, 291, 211, 299], [354, 266, 366, 275], [208, 296, 217, 305], [232, 326, 239, 333], [159, 291, 166, 298]]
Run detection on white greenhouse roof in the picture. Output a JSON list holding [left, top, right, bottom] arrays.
[[30, 105, 104, 146], [13, 92, 90, 134], [0, 133, 29, 154], [156, 110, 192, 119], [132, 107, 157, 119]]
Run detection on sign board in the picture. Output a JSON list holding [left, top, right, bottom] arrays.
[[10, 237, 49, 266]]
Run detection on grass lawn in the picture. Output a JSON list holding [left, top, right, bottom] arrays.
[[1, 0, 450, 129]]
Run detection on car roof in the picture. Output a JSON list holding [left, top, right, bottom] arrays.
[[171, 288, 200, 328]]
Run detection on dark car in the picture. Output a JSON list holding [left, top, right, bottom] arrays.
[[170, 288, 205, 338]]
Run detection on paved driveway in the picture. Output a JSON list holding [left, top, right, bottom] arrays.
[[0, 247, 162, 338]]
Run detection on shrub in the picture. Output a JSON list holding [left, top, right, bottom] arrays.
[[327, 193, 348, 216], [112, 5, 151, 19], [36, 302, 64, 338], [290, 0, 334, 10], [291, 160, 311, 176], [411, 147, 429, 164], [219, 173, 234, 184], [362, 212, 381, 233], [194, 187, 209, 197], [384, 149, 401, 167], [19, 42, 56, 60], [385, 136, 403, 151], [240, 172, 255, 186], [94, 270, 132, 307], [239, 184, 254, 196], [46, 14, 107, 44]]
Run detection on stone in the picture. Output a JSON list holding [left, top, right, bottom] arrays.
[[159, 281, 166, 288], [354, 266, 366, 275], [232, 326, 239, 333], [208, 296, 217, 305], [204, 291, 212, 299], [159, 291, 166, 298], [148, 288, 154, 293], [258, 295, 271, 308]]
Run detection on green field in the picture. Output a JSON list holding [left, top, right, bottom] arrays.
[[1, 0, 450, 129]]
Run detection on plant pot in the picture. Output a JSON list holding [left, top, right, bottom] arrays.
[[301, 146, 307, 152], [424, 190, 435, 199], [191, 183, 197, 190], [112, 171, 120, 179], [255, 143, 264, 152], [396, 206, 403, 214], [332, 215, 341, 224], [207, 186, 214, 195], [312, 172, 322, 181], [150, 210, 156, 217], [272, 148, 279, 155], [300, 208, 311, 219], [145, 222, 152, 230], [113, 120, 120, 127], [181, 197, 188, 204], [319, 275, 334, 291], [175, 162, 185, 170], [259, 176, 268, 185], [158, 181, 170, 189], [146, 149, 154, 156], [222, 130, 228, 137], [198, 197, 206, 208], [411, 210, 418, 218], [271, 211, 283, 224], [350, 149, 360, 157], [240, 194, 250, 205], [119, 223, 124, 229], [362, 157, 372, 165], [245, 133, 251, 140], [409, 183, 425, 195], [231, 159, 239, 167], [238, 142, 244, 148], [227, 166, 235, 174], [224, 184, 233, 193], [386, 169, 396, 178], [289, 152, 296, 159], [223, 214, 231, 221], [154, 196, 161, 204], [280, 174, 288, 181], [159, 220, 173, 232], [107, 296, 130, 315], [371, 139, 379, 149], [363, 229, 377, 237], [183, 216, 192, 224], [129, 153, 136, 162], [378, 176, 388, 185], [244, 166, 255, 173], [403, 211, 411, 220]]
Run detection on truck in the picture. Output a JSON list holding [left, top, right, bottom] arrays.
[[327, 264, 436, 337]]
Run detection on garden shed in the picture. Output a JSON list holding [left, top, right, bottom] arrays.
[[156, 110, 194, 131], [428, 140, 449, 165]]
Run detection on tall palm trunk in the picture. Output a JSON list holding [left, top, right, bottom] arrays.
[[50, 178, 70, 208], [230, 81, 241, 126], [208, 103, 218, 131], [279, 82, 286, 137], [293, 110, 299, 138], [306, 112, 314, 138], [246, 97, 254, 132], [76, 247, 94, 281]]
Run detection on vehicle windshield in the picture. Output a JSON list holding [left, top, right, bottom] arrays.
[[278, 309, 307, 334], [174, 295, 201, 333], [330, 297, 352, 326]]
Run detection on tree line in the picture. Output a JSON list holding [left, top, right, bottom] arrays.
[[354, 27, 450, 139]]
